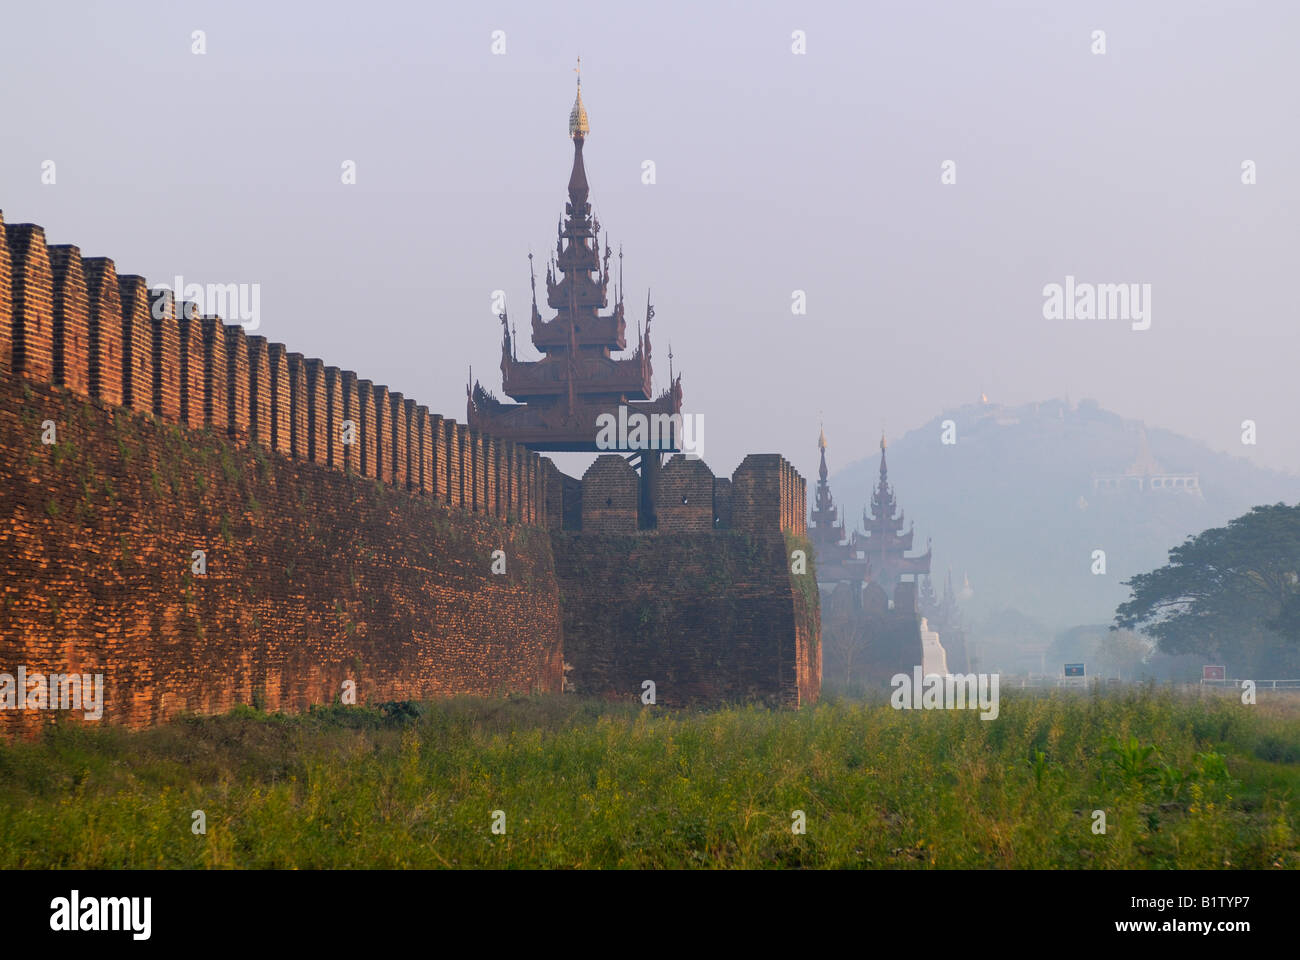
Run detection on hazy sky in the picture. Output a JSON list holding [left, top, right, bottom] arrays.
[[3, 0, 1296, 483]]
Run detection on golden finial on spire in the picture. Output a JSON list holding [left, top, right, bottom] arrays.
[[818, 413, 827, 452], [569, 57, 589, 139]]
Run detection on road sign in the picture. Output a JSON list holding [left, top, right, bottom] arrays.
[[1064, 663, 1085, 678], [1203, 665, 1226, 681]]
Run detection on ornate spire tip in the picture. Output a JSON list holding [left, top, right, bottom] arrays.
[[569, 58, 589, 138]]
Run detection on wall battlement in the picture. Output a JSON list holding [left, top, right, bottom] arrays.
[[0, 213, 549, 526], [552, 452, 807, 535], [0, 194, 810, 536]]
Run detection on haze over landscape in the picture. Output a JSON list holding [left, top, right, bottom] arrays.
[[2, 0, 1296, 641], [829, 396, 1300, 647]]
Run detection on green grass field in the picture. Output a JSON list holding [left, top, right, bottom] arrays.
[[1, 689, 1296, 869]]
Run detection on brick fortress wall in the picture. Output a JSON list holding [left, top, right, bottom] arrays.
[[0, 211, 819, 729], [0, 213, 560, 734], [553, 530, 820, 707], [548, 452, 818, 707], [0, 378, 563, 736]]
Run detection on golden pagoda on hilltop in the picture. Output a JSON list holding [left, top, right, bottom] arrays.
[[468, 65, 683, 451]]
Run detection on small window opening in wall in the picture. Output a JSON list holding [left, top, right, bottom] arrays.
[[681, 496, 689, 504], [605, 497, 612, 506]]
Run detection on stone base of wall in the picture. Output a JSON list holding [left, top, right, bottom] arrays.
[[552, 531, 820, 707], [820, 582, 925, 688]]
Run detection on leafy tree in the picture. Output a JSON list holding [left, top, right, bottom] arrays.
[[1092, 628, 1154, 681], [1114, 503, 1300, 675], [1266, 589, 1300, 638], [1049, 624, 1109, 667]]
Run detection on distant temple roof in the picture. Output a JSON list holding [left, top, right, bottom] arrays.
[[468, 66, 682, 451], [1091, 425, 1202, 496], [808, 429, 933, 594], [1125, 426, 1163, 476], [808, 426, 869, 584], [855, 434, 932, 589]]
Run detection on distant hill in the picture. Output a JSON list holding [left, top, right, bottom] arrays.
[[828, 398, 1300, 632]]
